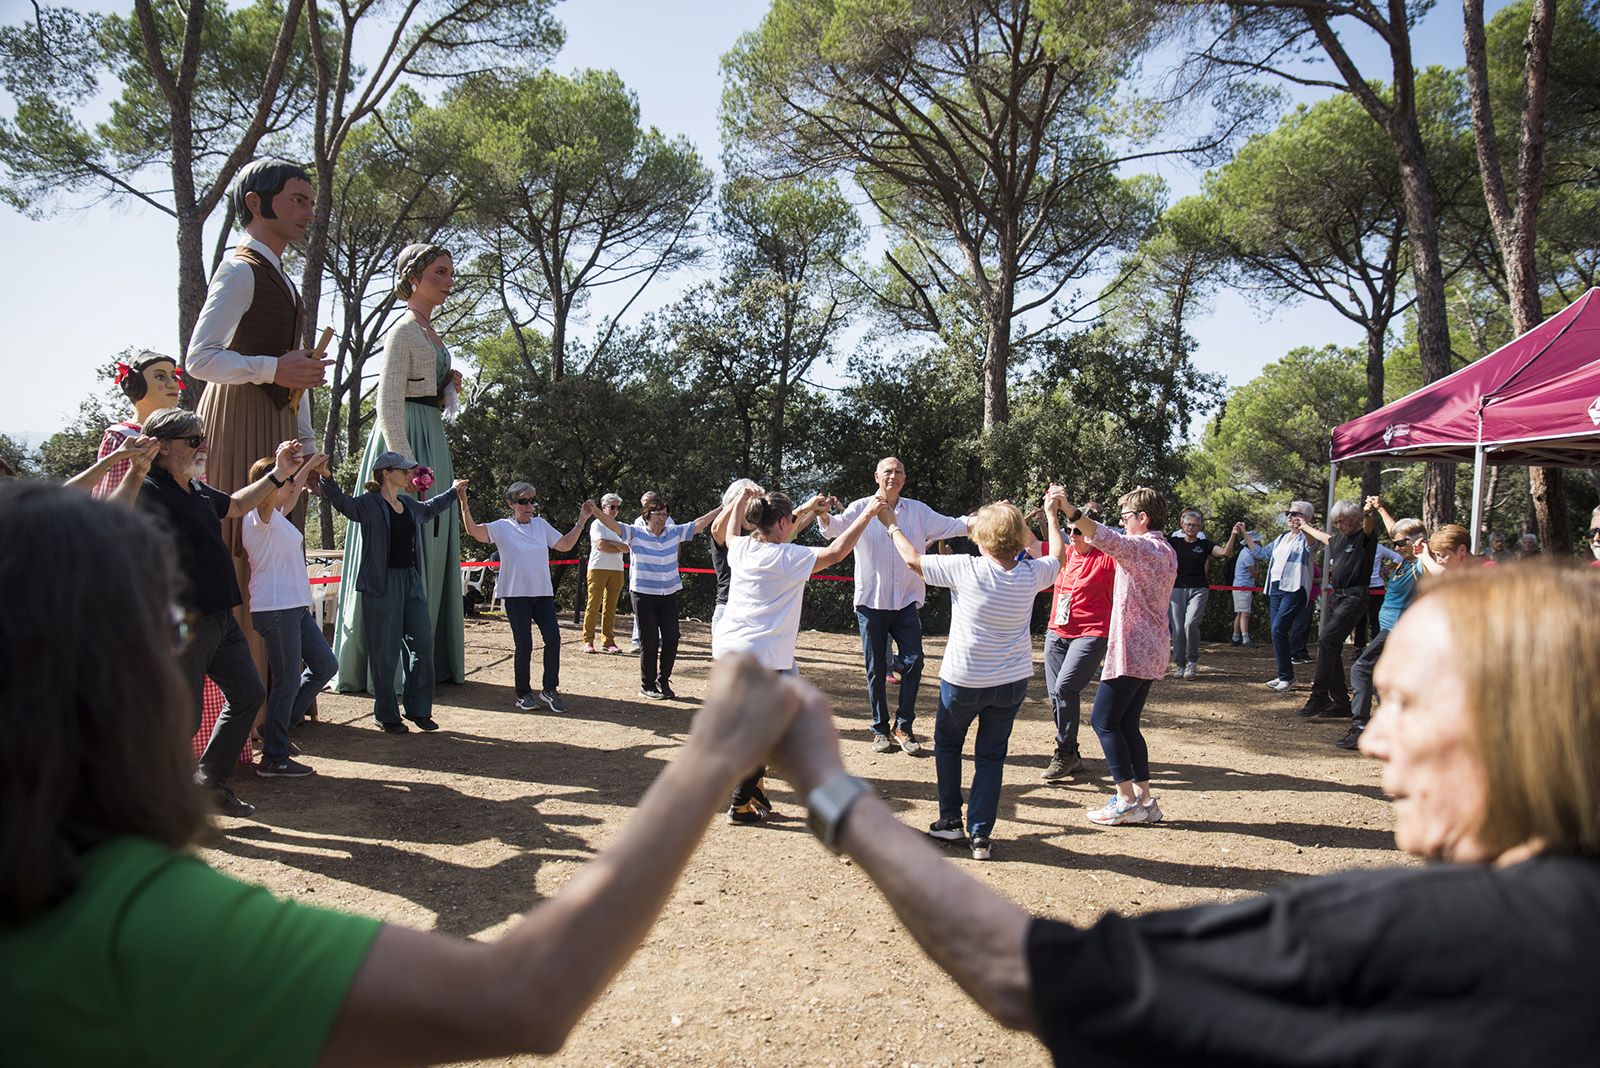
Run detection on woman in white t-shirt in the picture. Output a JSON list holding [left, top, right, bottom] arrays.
[[711, 483, 880, 824], [581, 493, 628, 653], [461, 481, 595, 713], [242, 452, 337, 778], [881, 496, 1065, 860]]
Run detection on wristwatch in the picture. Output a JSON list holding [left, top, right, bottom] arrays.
[[267, 471, 286, 488], [884, 525, 902, 536], [1061, 504, 1082, 524], [805, 772, 871, 854]]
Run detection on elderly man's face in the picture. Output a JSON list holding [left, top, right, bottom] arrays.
[[1334, 512, 1362, 535], [1361, 599, 1491, 862], [874, 458, 906, 497], [1520, 534, 1539, 553], [1490, 534, 1505, 552]]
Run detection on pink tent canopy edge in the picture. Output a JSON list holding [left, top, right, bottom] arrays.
[[1330, 287, 1600, 464]]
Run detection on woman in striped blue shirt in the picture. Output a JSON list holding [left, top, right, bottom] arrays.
[[592, 499, 721, 700]]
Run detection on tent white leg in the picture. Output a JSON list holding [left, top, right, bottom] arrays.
[[1468, 447, 1487, 555]]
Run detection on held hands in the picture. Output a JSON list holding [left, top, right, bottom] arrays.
[[873, 494, 895, 526], [272, 440, 302, 477], [274, 349, 332, 390], [1233, 520, 1247, 536], [1364, 495, 1382, 512], [768, 677, 848, 798], [688, 656, 804, 783], [116, 434, 161, 473], [450, 478, 469, 494], [800, 493, 829, 515], [579, 499, 598, 518]]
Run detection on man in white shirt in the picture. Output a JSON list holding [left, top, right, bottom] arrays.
[[819, 456, 969, 754], [187, 159, 331, 674]]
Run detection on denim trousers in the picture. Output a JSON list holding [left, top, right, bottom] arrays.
[[1089, 675, 1153, 784], [180, 610, 266, 787], [504, 595, 560, 696], [856, 603, 924, 737], [933, 677, 1029, 838], [1268, 587, 1308, 682], [251, 607, 337, 763], [1043, 634, 1107, 751], [1349, 628, 1388, 726], [1168, 586, 1210, 666], [362, 568, 435, 725]]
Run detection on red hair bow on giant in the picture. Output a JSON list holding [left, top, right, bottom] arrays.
[[113, 361, 131, 385]]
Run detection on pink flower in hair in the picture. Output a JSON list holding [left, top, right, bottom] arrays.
[[410, 465, 435, 492]]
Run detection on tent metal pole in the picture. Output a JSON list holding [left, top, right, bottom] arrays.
[[1469, 445, 1487, 555]]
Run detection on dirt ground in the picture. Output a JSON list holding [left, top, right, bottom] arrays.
[[202, 615, 1400, 1066]]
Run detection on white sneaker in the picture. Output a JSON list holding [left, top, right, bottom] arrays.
[[1087, 795, 1148, 826], [1141, 796, 1164, 823], [870, 732, 894, 754], [1183, 663, 1197, 680], [1266, 678, 1292, 692]]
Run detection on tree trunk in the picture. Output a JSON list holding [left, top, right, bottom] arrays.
[[299, 168, 337, 348], [175, 208, 209, 405], [1361, 322, 1386, 499]]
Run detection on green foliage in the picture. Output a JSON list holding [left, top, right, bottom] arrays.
[[0, 433, 35, 478], [1179, 345, 1367, 523], [36, 396, 119, 482]]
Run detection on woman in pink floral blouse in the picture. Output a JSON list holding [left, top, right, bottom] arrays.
[[1051, 485, 1178, 826]]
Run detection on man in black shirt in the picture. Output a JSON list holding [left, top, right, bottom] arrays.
[[130, 408, 301, 818], [1294, 498, 1378, 720]]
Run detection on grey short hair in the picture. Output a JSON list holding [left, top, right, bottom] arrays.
[[505, 481, 536, 502], [722, 477, 764, 508], [143, 408, 203, 440], [1289, 500, 1316, 521], [601, 492, 623, 508], [1330, 500, 1361, 524], [1180, 508, 1203, 524]]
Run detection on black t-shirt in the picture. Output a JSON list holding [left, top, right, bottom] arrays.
[[136, 467, 239, 617], [1027, 855, 1600, 1065], [708, 537, 732, 606], [1326, 527, 1378, 590], [1168, 534, 1213, 589], [387, 504, 417, 569]]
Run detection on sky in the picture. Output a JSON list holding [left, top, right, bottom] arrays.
[[0, 0, 1509, 446]]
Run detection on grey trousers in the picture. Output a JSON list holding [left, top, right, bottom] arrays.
[[1169, 586, 1210, 665], [1043, 633, 1107, 751], [181, 610, 266, 788]]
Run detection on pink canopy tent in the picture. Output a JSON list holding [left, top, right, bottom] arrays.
[[1328, 287, 1600, 550]]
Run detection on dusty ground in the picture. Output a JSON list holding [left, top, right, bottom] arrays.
[[203, 616, 1399, 1066]]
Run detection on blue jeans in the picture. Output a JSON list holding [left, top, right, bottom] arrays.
[[362, 568, 435, 725], [933, 677, 1029, 838], [1268, 586, 1308, 682], [1043, 634, 1106, 751], [1089, 675, 1153, 784], [504, 595, 560, 696], [856, 604, 924, 737], [251, 607, 337, 762]]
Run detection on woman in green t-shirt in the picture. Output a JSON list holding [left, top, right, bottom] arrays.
[[0, 481, 801, 1067]]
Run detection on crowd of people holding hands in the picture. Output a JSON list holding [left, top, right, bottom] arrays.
[[4, 157, 1598, 1062]]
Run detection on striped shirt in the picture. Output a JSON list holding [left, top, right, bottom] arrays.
[[920, 553, 1061, 688], [621, 521, 698, 595]]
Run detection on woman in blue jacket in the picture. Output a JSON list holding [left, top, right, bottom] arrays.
[[321, 451, 465, 732]]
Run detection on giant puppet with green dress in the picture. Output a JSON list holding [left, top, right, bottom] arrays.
[[332, 243, 467, 693]]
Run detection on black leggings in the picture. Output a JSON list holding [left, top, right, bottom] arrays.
[[1089, 676, 1153, 784], [632, 591, 680, 688]]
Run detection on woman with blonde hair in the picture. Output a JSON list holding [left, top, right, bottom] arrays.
[[334, 243, 466, 695], [883, 496, 1066, 859]]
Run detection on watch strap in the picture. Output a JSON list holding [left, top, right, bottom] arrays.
[[805, 773, 871, 854]]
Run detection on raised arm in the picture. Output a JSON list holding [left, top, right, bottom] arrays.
[[815, 495, 884, 573], [1362, 497, 1380, 536], [788, 494, 830, 542], [591, 507, 625, 539], [1297, 520, 1331, 546], [715, 486, 760, 547], [1212, 521, 1244, 558], [319, 473, 362, 520], [459, 485, 492, 545], [552, 501, 596, 553], [1366, 496, 1398, 537], [877, 499, 925, 577], [691, 503, 723, 536], [66, 435, 158, 496], [1041, 493, 1066, 565], [421, 480, 467, 519], [319, 657, 804, 1066], [226, 441, 300, 519]]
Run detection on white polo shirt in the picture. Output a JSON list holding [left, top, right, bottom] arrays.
[[820, 496, 968, 610]]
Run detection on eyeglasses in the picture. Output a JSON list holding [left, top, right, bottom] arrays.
[[161, 433, 206, 448], [512, 497, 536, 506], [1119, 509, 1142, 520]]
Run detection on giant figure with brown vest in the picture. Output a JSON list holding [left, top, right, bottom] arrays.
[[186, 159, 330, 688]]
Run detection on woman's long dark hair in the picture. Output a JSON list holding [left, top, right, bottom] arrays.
[[0, 482, 207, 921]]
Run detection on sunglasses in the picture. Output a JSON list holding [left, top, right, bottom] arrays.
[[1119, 509, 1143, 520], [512, 497, 536, 506], [1285, 511, 1307, 520], [1588, 527, 1600, 538], [162, 433, 206, 448]]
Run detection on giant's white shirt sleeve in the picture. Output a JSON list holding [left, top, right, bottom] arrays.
[[188, 257, 315, 448]]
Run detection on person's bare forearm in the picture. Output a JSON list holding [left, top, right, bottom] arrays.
[[836, 798, 1039, 1033]]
